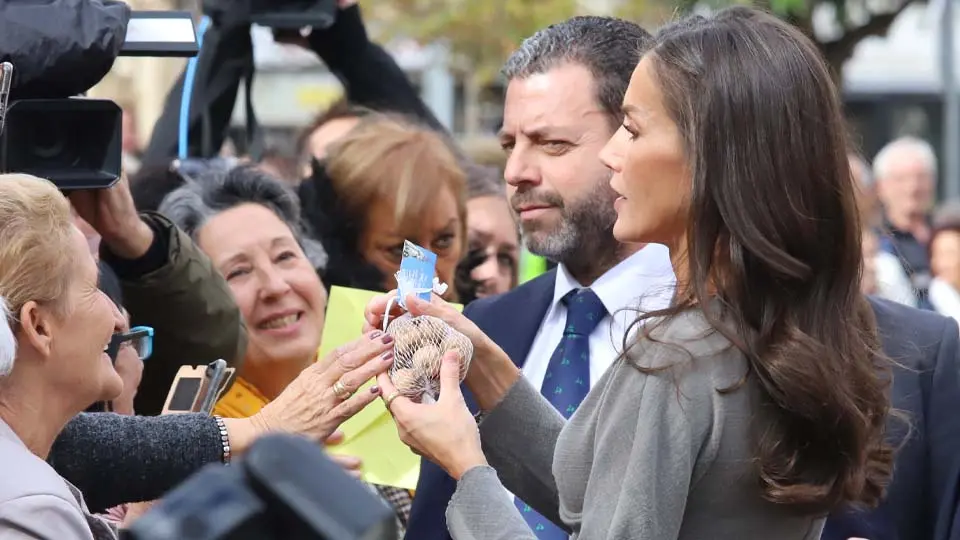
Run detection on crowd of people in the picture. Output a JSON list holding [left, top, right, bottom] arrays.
[[0, 1, 959, 540]]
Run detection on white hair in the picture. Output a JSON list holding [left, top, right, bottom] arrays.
[[872, 136, 938, 182], [0, 297, 15, 377]]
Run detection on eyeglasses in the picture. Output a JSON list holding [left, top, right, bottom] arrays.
[[106, 326, 154, 364]]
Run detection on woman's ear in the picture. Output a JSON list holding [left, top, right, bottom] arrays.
[[17, 301, 54, 359]]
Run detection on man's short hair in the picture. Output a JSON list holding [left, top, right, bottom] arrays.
[[501, 16, 653, 127], [872, 136, 938, 181]]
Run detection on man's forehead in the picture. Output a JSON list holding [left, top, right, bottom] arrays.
[[521, 71, 560, 92], [501, 67, 607, 136]]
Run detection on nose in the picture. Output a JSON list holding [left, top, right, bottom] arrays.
[[109, 301, 125, 332], [471, 253, 499, 284], [599, 130, 624, 173], [504, 144, 541, 189], [257, 266, 292, 299]]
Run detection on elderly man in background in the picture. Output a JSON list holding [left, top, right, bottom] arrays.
[[873, 136, 938, 309], [850, 153, 916, 307]]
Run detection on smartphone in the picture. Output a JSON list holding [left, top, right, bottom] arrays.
[[162, 361, 236, 415]]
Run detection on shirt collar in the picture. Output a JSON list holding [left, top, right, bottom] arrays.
[[552, 243, 676, 318], [0, 417, 24, 451]]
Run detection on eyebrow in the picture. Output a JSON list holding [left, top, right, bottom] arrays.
[[470, 230, 519, 250], [498, 126, 569, 143], [428, 217, 459, 237], [391, 217, 460, 241], [218, 236, 294, 269], [621, 104, 641, 118]]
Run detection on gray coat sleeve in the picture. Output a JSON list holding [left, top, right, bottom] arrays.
[[0, 495, 96, 540], [48, 413, 223, 513], [445, 378, 564, 540]]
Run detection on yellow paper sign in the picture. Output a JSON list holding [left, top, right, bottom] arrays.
[[319, 286, 462, 490]]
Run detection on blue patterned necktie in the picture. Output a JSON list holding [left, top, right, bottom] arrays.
[[514, 288, 607, 539]]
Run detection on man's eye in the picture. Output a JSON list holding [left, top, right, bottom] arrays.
[[542, 141, 571, 154]]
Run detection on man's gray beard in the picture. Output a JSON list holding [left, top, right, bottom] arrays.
[[522, 179, 622, 268]]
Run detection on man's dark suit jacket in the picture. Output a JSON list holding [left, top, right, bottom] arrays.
[[404, 270, 960, 540]]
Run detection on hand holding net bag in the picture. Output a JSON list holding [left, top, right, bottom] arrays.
[[382, 273, 473, 404]]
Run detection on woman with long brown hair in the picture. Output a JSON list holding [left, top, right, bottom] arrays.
[[366, 7, 892, 539]]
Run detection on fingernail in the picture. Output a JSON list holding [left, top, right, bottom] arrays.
[[370, 385, 380, 394], [381, 335, 394, 345], [369, 330, 383, 340], [381, 351, 395, 362]]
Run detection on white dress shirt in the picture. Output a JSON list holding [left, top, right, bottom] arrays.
[[521, 243, 677, 392], [874, 251, 918, 308]]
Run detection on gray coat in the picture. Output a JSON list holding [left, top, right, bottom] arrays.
[[447, 309, 825, 540], [0, 419, 118, 540]]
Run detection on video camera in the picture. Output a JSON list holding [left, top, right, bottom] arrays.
[[203, 0, 338, 30], [122, 434, 398, 540], [0, 0, 337, 191], [0, 1, 200, 190]]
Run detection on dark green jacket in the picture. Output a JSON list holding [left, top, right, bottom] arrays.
[[102, 212, 246, 415]]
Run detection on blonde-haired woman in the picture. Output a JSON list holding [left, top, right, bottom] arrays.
[[0, 174, 126, 539], [299, 115, 468, 298]]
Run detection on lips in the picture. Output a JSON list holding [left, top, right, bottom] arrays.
[[515, 205, 553, 213], [257, 312, 303, 330]]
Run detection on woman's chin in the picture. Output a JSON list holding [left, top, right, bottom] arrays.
[[612, 220, 639, 244], [97, 373, 125, 405], [254, 341, 319, 367]]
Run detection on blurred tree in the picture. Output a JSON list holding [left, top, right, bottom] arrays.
[[671, 0, 913, 74], [363, 0, 593, 83], [364, 0, 911, 81]]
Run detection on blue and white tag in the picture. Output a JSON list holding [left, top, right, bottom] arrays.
[[394, 240, 438, 310]]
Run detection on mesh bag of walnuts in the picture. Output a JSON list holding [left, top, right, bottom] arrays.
[[386, 313, 473, 403]]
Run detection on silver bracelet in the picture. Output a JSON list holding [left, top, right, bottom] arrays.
[[212, 415, 231, 465]]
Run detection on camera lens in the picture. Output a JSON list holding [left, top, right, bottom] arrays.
[[28, 124, 79, 166]]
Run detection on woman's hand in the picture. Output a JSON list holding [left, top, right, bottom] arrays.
[[365, 291, 521, 411], [364, 291, 499, 365], [248, 329, 395, 441], [379, 351, 487, 480], [324, 429, 363, 479], [121, 501, 156, 528]]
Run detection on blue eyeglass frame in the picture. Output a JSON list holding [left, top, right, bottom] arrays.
[[106, 326, 154, 364]]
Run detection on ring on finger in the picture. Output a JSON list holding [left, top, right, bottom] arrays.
[[383, 391, 401, 410], [332, 379, 351, 400]]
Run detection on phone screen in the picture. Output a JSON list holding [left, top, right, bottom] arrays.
[[168, 377, 202, 411]]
